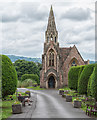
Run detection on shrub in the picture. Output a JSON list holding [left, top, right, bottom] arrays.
[[0, 56, 1, 98], [78, 64, 95, 94], [78, 65, 85, 79], [21, 74, 39, 84], [1, 55, 18, 97], [21, 80, 29, 88], [25, 91, 30, 94], [87, 71, 94, 96], [91, 64, 97, 101], [17, 81, 22, 88], [68, 66, 81, 90], [77, 65, 85, 91], [18, 79, 32, 88]]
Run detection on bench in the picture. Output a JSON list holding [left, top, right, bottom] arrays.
[[86, 104, 97, 116], [18, 96, 29, 106]]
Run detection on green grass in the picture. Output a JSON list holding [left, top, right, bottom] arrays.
[[1, 94, 16, 119], [27, 86, 45, 90], [1, 92, 25, 119]]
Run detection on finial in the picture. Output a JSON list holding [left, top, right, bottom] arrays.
[[51, 5, 52, 10]]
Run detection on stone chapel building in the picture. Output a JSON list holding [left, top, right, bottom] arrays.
[[40, 6, 89, 89]]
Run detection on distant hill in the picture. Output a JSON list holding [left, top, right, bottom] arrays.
[[6, 54, 94, 64], [6, 55, 42, 63], [89, 61, 95, 64]]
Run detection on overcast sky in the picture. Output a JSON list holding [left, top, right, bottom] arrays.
[[0, 0, 96, 60]]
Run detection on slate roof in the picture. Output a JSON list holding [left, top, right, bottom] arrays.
[[60, 47, 72, 63]]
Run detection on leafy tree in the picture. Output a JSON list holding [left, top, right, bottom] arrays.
[[37, 62, 42, 71], [14, 60, 39, 81], [1, 55, 17, 97]]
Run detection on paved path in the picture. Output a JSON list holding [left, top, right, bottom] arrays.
[[11, 88, 91, 119], [31, 89, 90, 118]]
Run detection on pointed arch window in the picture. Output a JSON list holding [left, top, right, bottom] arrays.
[[52, 53, 54, 66], [71, 60, 77, 66], [47, 37, 49, 42], [55, 37, 56, 43], [49, 49, 54, 66], [49, 53, 52, 66], [69, 58, 78, 67], [51, 34, 53, 41]]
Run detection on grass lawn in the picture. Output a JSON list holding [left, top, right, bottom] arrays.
[[1, 94, 16, 119], [27, 86, 45, 90], [1, 92, 25, 119]]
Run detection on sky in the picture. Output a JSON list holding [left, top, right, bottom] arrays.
[[0, 0, 96, 61]]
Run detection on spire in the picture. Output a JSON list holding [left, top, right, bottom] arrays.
[[47, 5, 56, 31], [45, 6, 58, 44]]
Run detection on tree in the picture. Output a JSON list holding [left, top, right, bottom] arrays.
[[37, 62, 42, 71], [14, 60, 39, 81], [1, 55, 17, 97]]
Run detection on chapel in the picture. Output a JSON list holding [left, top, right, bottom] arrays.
[[40, 6, 89, 88]]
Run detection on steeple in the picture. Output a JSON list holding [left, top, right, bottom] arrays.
[[47, 5, 56, 31], [45, 5, 58, 43]]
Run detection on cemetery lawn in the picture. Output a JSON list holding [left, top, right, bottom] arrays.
[[1, 92, 25, 119], [1, 94, 16, 119]]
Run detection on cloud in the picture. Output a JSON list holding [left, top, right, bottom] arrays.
[[60, 7, 91, 21], [1, 3, 48, 23], [0, 2, 95, 61]]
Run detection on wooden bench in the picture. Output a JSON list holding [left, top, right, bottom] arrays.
[[86, 104, 97, 116]]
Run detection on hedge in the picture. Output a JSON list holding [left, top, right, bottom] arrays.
[[68, 66, 81, 90], [91, 64, 97, 101], [21, 74, 39, 84], [78, 64, 95, 94], [87, 71, 93, 96], [78, 65, 85, 79], [1, 55, 17, 97]]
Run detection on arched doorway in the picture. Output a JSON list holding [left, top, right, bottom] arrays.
[[48, 76, 55, 88]]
